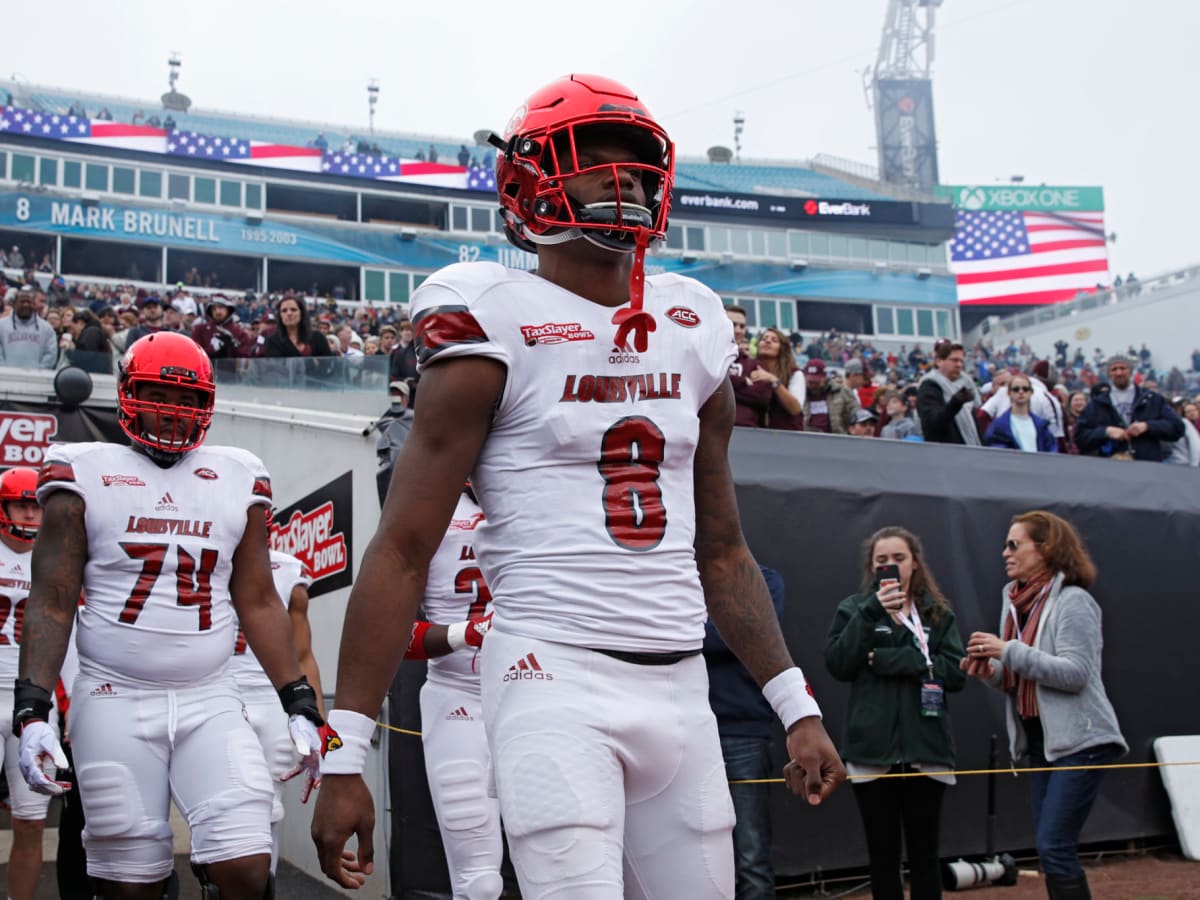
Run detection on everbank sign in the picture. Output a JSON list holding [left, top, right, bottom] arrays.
[[270, 501, 348, 582], [0, 412, 58, 464]]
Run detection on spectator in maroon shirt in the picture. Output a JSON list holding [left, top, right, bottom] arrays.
[[725, 306, 771, 427]]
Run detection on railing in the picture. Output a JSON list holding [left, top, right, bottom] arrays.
[[979, 265, 1200, 337], [809, 153, 940, 202], [41, 351, 394, 394]]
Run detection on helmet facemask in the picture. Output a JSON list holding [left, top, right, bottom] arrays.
[[121, 391, 213, 465], [504, 121, 671, 254]]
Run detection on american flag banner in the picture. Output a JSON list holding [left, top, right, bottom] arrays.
[[0, 107, 166, 151], [169, 130, 323, 171], [949, 209, 1110, 306], [321, 152, 401, 178], [0, 105, 492, 190], [466, 165, 497, 192]]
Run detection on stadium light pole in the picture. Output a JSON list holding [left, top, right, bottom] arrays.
[[367, 79, 380, 135]]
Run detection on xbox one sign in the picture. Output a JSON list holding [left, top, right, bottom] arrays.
[[938, 184, 1104, 212]]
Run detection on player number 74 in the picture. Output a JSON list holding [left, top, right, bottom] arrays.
[[118, 542, 220, 630]]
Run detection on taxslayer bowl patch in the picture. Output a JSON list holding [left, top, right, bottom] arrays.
[[520, 322, 596, 346], [666, 306, 700, 328]]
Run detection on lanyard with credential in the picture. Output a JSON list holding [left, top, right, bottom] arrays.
[[898, 604, 933, 676]]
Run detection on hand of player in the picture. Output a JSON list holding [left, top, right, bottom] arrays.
[[281, 714, 322, 803], [312, 773, 376, 889], [782, 716, 846, 806], [465, 613, 493, 648], [18, 721, 71, 796]]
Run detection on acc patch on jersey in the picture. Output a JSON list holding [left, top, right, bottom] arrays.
[[666, 306, 700, 328], [193, 467, 219, 480]]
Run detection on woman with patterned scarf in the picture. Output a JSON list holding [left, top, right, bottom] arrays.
[[961, 511, 1125, 900]]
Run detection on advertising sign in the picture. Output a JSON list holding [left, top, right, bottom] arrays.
[[874, 78, 939, 190], [269, 470, 353, 597]]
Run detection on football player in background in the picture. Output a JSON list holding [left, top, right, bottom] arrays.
[[313, 75, 844, 898], [17, 332, 323, 900], [402, 485, 498, 900], [0, 467, 53, 900], [229, 513, 326, 873]]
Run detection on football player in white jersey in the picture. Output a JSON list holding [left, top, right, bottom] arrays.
[[0, 467, 54, 900], [16, 332, 324, 900], [228, 526, 325, 873], [313, 75, 845, 899], [402, 486, 499, 900]]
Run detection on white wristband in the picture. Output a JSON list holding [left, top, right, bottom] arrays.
[[445, 621, 468, 652], [320, 709, 376, 775], [762, 667, 822, 730]]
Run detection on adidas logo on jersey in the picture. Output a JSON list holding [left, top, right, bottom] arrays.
[[89, 683, 118, 697], [445, 706, 473, 720], [503, 652, 553, 683], [155, 492, 178, 512]]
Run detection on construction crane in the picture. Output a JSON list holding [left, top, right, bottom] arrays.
[[867, 0, 943, 191]]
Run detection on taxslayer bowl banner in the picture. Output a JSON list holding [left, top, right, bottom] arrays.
[[269, 470, 353, 598], [0, 401, 126, 465]]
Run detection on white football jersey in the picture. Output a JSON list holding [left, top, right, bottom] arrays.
[[0, 539, 33, 682], [229, 550, 311, 694], [411, 263, 735, 653], [38, 442, 273, 686], [423, 492, 490, 687]]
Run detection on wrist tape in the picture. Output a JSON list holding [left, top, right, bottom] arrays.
[[762, 667, 822, 731], [320, 709, 377, 775], [445, 621, 468, 652]]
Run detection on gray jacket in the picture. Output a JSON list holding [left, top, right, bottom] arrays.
[[984, 572, 1126, 763], [0, 314, 58, 369]]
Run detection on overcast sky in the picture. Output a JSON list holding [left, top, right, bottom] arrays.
[[5, 0, 1196, 278]]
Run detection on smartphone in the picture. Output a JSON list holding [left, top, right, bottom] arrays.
[[875, 564, 901, 588]]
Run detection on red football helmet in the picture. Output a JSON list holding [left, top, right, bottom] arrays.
[[118, 332, 215, 461], [0, 467, 40, 543], [494, 74, 674, 255]]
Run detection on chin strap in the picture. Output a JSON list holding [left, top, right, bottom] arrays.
[[611, 227, 656, 353]]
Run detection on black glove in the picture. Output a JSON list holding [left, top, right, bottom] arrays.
[[953, 386, 975, 406]]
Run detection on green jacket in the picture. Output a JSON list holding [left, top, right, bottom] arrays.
[[824, 591, 966, 768]]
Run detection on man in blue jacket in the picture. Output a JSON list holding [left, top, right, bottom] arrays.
[[704, 565, 786, 900], [1074, 355, 1183, 460]]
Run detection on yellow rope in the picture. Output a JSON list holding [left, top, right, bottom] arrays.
[[729, 760, 1200, 785], [373, 719, 1200, 783]]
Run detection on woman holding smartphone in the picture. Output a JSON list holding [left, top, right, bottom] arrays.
[[963, 511, 1125, 900], [825, 527, 966, 900]]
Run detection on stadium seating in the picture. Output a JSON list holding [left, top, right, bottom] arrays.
[[11, 82, 889, 199]]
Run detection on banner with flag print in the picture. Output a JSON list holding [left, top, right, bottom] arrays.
[[1, 105, 495, 191], [167, 130, 323, 171], [0, 107, 166, 152], [949, 209, 1110, 306]]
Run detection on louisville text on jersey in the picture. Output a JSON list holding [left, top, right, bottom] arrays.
[[559, 373, 682, 404], [269, 500, 348, 581], [125, 516, 214, 538], [519, 322, 596, 346], [0, 576, 31, 591]]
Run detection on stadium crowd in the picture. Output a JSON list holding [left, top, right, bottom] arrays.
[[2, 258, 1199, 465]]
